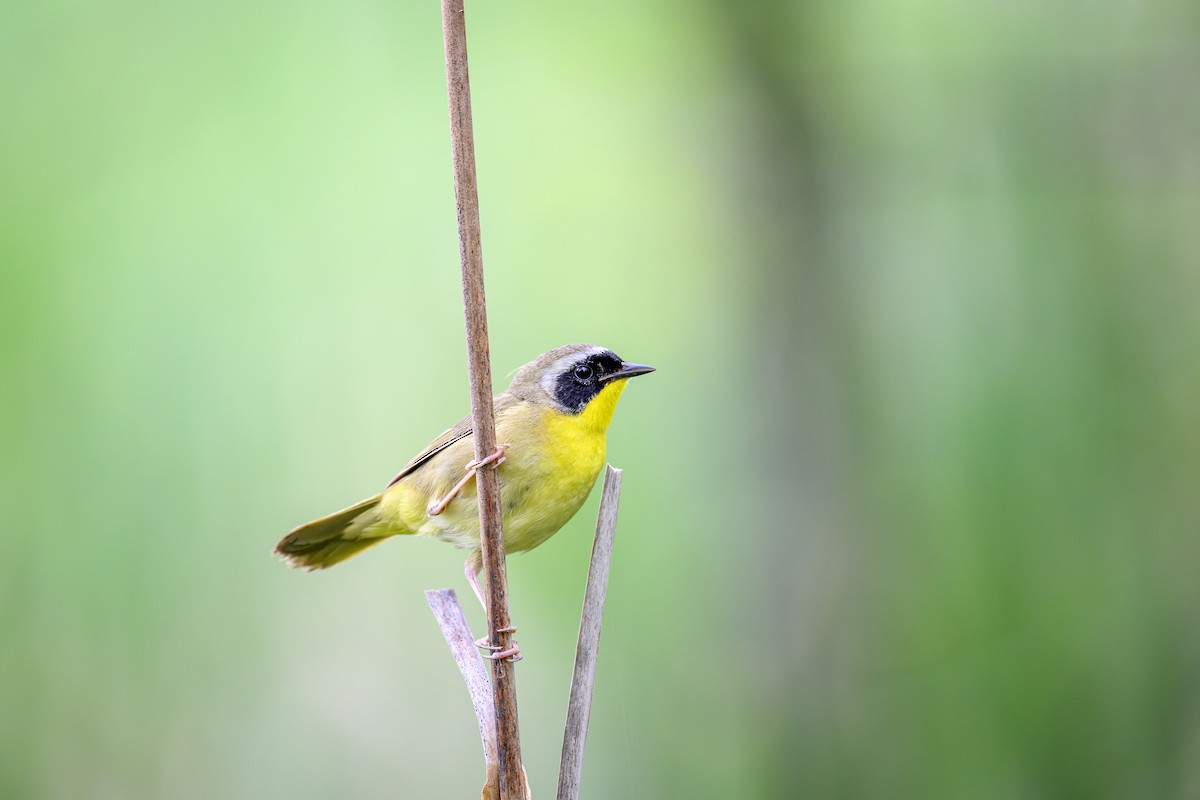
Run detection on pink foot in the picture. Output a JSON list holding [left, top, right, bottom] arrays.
[[482, 644, 522, 662], [476, 626, 520, 662], [427, 444, 510, 516], [474, 626, 517, 649]]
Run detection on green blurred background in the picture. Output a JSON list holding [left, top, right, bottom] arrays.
[[3, 0, 1199, 797]]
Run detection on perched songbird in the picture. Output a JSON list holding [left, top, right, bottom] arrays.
[[275, 343, 655, 611]]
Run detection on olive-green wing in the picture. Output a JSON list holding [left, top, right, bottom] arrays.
[[385, 393, 517, 488]]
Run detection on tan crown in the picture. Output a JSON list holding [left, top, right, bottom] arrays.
[[506, 344, 611, 409]]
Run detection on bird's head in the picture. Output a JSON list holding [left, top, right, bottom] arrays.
[[508, 344, 655, 425]]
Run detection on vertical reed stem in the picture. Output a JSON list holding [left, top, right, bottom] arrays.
[[440, 1, 526, 797]]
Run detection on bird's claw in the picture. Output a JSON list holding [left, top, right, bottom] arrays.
[[474, 626, 517, 649], [482, 644, 522, 662], [427, 444, 510, 516], [476, 626, 520, 661], [466, 444, 510, 473]]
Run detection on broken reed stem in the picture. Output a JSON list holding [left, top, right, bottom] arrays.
[[425, 589, 499, 769], [557, 465, 623, 800], [426, 590, 531, 800], [440, 1, 526, 799]]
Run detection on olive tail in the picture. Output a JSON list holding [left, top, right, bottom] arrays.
[[274, 493, 394, 570]]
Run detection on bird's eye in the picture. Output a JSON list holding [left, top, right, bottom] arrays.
[[573, 364, 594, 382]]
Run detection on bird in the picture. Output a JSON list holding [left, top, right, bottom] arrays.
[[275, 343, 654, 655]]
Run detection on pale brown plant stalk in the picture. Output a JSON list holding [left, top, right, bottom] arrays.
[[439, 1, 526, 797]]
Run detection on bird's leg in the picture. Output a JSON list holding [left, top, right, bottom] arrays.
[[426, 444, 510, 517], [465, 552, 522, 662], [464, 551, 486, 609]]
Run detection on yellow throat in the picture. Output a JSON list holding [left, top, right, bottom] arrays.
[[575, 378, 629, 431]]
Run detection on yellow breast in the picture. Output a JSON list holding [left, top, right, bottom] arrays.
[[497, 380, 628, 552]]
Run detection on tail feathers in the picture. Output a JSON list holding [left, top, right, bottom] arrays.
[[275, 494, 394, 570]]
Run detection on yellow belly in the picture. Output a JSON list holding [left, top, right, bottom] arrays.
[[379, 383, 627, 554]]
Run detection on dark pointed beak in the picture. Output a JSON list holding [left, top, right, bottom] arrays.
[[605, 362, 656, 382]]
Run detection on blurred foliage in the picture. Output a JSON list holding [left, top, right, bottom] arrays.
[[2, 0, 1199, 798]]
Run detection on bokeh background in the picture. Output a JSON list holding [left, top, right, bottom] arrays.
[[3, 0, 1199, 797]]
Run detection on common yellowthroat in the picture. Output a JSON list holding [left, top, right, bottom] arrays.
[[275, 344, 654, 606]]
